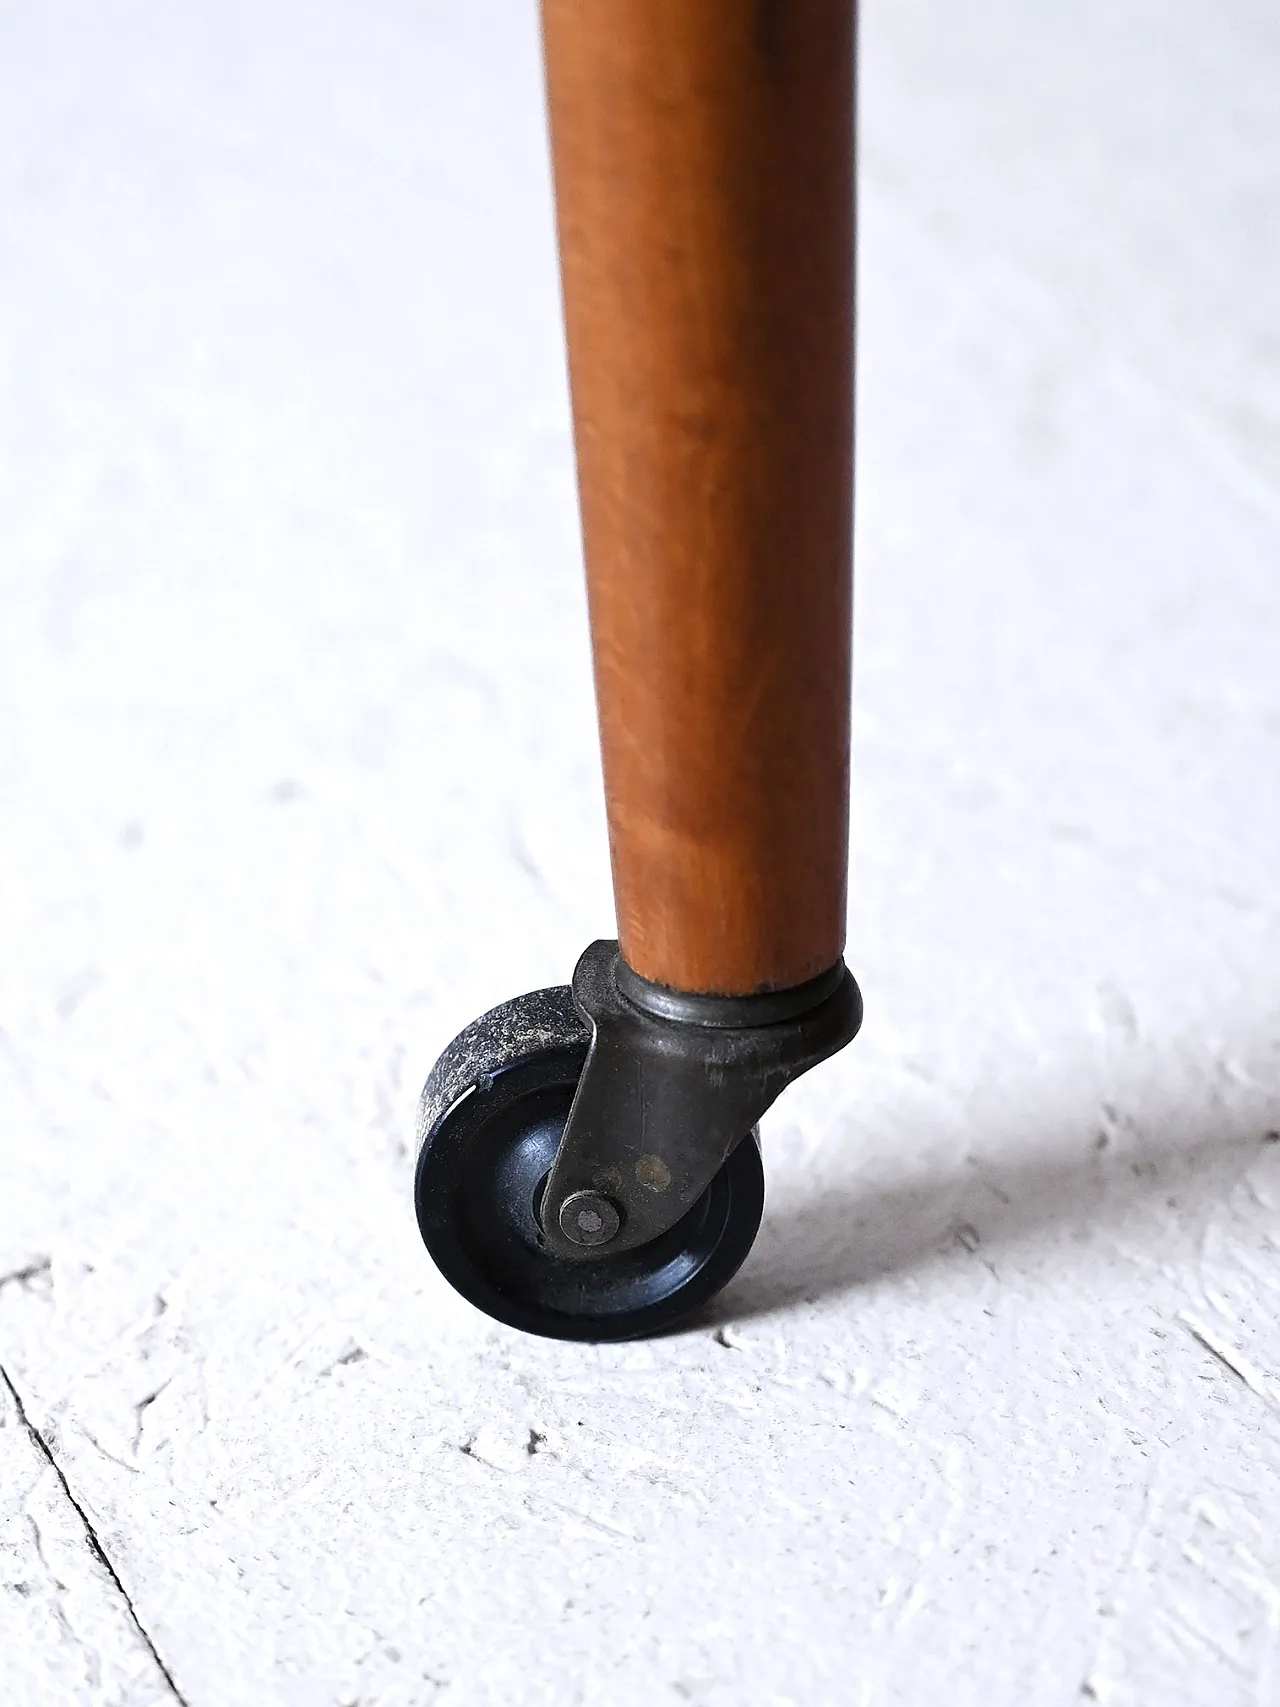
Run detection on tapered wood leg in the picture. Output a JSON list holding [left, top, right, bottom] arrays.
[[542, 0, 856, 995]]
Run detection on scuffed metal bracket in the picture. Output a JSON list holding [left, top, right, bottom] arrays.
[[539, 939, 862, 1258]]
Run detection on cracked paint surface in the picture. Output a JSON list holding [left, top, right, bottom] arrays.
[[2, 0, 1279, 1703], [1, 1372, 180, 1705]]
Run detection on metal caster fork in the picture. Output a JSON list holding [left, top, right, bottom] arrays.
[[415, 941, 860, 1341]]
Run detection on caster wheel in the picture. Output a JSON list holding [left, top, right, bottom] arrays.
[[415, 988, 764, 1342]]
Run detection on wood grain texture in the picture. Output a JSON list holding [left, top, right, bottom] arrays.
[[542, 0, 857, 994]]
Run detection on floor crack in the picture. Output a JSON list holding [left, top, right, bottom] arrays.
[[0, 1255, 53, 1292], [1, 1364, 191, 1705]]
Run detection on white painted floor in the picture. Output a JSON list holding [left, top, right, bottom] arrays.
[[3, 2, 1279, 1703]]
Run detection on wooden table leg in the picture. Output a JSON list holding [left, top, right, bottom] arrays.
[[542, 0, 856, 997], [414, 3, 860, 1339]]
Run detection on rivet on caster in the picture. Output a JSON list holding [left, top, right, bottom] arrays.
[[416, 941, 862, 1342]]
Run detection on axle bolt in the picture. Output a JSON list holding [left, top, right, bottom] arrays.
[[558, 1190, 622, 1248]]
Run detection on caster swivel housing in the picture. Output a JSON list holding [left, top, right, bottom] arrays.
[[415, 941, 861, 1341]]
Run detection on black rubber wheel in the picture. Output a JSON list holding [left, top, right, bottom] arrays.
[[414, 989, 764, 1342]]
